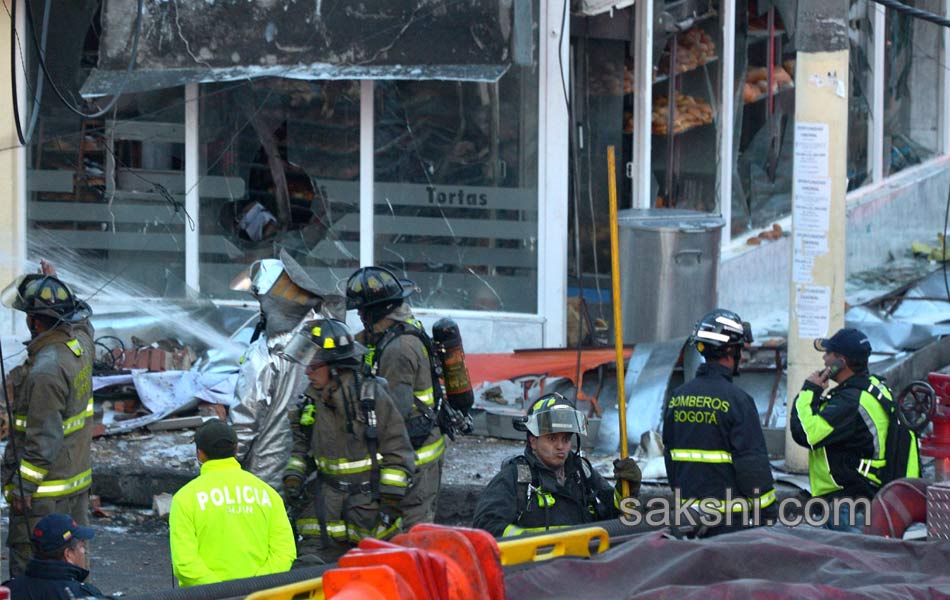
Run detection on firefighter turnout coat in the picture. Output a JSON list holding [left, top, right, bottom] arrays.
[[285, 370, 415, 548], [2, 320, 95, 503], [361, 311, 445, 526], [663, 362, 777, 514], [790, 372, 910, 499], [473, 448, 620, 538], [169, 457, 296, 587]]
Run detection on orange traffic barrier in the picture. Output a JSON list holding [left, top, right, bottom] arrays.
[[325, 524, 506, 600], [323, 565, 416, 600], [411, 524, 505, 600]]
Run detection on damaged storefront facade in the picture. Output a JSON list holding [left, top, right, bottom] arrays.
[[1, 0, 949, 350]]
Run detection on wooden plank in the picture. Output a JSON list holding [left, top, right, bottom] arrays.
[[106, 120, 185, 143]]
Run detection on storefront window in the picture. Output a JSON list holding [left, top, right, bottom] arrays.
[[198, 80, 361, 299], [847, 0, 873, 190], [883, 0, 942, 176], [652, 2, 723, 213], [25, 0, 189, 296], [373, 6, 540, 313], [734, 0, 797, 234]]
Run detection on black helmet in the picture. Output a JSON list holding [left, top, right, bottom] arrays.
[[1, 274, 90, 323], [281, 318, 367, 366], [691, 308, 752, 357], [345, 266, 414, 313], [513, 392, 589, 438]]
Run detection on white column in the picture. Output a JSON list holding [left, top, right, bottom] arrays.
[[870, 1, 885, 182], [360, 80, 374, 267], [184, 83, 200, 294], [632, 0, 653, 208], [942, 0, 950, 154], [719, 0, 736, 246], [537, 0, 569, 347]]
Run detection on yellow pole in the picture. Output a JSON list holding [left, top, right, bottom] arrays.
[[607, 145, 630, 498]]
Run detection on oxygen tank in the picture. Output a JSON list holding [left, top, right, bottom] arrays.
[[432, 318, 474, 415]]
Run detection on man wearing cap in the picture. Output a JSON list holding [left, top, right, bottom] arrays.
[[1, 260, 96, 576], [791, 328, 916, 529], [169, 419, 296, 587], [473, 393, 640, 538], [3, 513, 103, 598]]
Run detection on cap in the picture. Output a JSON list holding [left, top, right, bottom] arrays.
[[32, 513, 95, 554], [195, 419, 238, 458], [814, 328, 872, 361]]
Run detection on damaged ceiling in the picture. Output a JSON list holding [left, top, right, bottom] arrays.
[[83, 0, 521, 97]]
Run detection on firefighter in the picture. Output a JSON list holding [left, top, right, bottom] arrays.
[[169, 419, 296, 587], [473, 393, 641, 538], [1, 260, 95, 577], [281, 318, 415, 564], [228, 249, 342, 491], [346, 266, 444, 527], [790, 328, 919, 531], [663, 309, 777, 536]]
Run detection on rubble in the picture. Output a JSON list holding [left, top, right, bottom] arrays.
[[152, 493, 174, 518]]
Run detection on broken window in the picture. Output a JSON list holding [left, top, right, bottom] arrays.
[[372, 7, 540, 313], [883, 0, 942, 176], [847, 0, 873, 190], [198, 79, 361, 299]]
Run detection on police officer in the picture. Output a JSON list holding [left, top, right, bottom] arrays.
[[790, 328, 919, 531], [663, 309, 777, 536], [3, 513, 103, 599], [346, 266, 444, 527], [228, 249, 340, 491], [473, 393, 641, 538], [1, 260, 95, 576], [169, 419, 296, 587], [282, 319, 416, 564]]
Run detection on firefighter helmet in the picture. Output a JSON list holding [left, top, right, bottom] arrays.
[[1, 274, 90, 322], [281, 318, 367, 366], [513, 392, 589, 438], [691, 308, 752, 356], [345, 266, 414, 312], [229, 250, 325, 302]]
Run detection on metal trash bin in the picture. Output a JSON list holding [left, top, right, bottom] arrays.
[[618, 209, 724, 344]]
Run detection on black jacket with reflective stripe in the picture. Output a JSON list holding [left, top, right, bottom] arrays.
[[663, 362, 775, 505]]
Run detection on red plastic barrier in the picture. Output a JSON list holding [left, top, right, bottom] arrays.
[[864, 478, 929, 538], [410, 524, 505, 600], [323, 565, 416, 600]]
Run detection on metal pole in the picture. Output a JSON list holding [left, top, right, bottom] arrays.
[[607, 145, 630, 497]]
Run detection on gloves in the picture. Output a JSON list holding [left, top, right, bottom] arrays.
[[375, 494, 404, 539], [282, 475, 303, 500], [613, 457, 642, 497]]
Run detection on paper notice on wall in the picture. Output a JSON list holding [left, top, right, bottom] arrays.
[[793, 254, 815, 284], [796, 285, 831, 339], [794, 230, 828, 258], [793, 177, 832, 232], [794, 122, 829, 178]]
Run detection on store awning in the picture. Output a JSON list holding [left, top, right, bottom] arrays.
[[81, 0, 518, 97]]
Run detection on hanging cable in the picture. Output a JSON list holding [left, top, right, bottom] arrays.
[[23, 0, 144, 119], [869, 0, 950, 28], [22, 0, 51, 145], [9, 0, 24, 145]]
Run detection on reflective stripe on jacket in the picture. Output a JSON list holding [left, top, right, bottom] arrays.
[[791, 373, 893, 498], [663, 362, 777, 512], [1, 320, 94, 500], [169, 457, 296, 587]]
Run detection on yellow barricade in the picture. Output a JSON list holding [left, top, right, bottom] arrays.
[[496, 526, 610, 566], [244, 577, 324, 600]]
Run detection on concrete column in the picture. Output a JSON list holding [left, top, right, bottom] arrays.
[[0, 2, 27, 334], [784, 0, 850, 473]]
